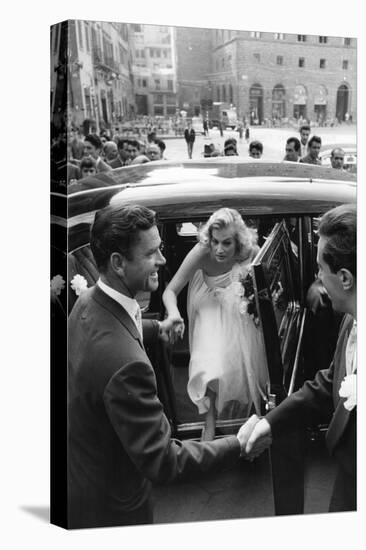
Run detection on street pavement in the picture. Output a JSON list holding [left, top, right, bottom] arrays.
[[160, 124, 356, 162]]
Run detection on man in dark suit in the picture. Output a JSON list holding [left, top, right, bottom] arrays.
[[184, 124, 195, 158], [68, 204, 264, 529], [109, 138, 129, 168], [243, 204, 357, 512]]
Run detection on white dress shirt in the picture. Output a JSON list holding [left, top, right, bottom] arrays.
[[97, 279, 143, 338]]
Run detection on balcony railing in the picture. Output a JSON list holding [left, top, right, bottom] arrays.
[[92, 47, 119, 73]]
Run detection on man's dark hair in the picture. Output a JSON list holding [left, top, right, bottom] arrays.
[[300, 124, 310, 133], [128, 139, 140, 150], [84, 134, 102, 150], [318, 204, 356, 277], [286, 137, 301, 152], [249, 140, 263, 153], [117, 138, 129, 151], [90, 205, 157, 271], [224, 138, 237, 147], [308, 135, 321, 147], [80, 156, 97, 170], [155, 139, 166, 153]]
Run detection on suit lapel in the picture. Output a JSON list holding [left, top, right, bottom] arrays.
[[91, 285, 144, 349]]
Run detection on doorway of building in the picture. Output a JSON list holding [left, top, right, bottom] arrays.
[[250, 83, 264, 125], [336, 84, 349, 122]]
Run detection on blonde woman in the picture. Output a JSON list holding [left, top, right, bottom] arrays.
[[163, 208, 269, 441]]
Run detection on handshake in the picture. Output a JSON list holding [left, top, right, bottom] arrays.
[[236, 415, 272, 460]]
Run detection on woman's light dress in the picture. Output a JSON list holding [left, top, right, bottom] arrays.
[[186, 260, 269, 418]]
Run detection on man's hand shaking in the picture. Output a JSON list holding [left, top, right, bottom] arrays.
[[236, 415, 272, 460]]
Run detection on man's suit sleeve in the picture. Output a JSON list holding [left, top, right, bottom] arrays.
[[265, 362, 335, 436], [103, 360, 240, 483]]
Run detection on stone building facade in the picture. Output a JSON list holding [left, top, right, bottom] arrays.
[[208, 30, 356, 124]]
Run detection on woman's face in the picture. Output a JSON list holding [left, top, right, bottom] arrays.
[[210, 226, 237, 263]]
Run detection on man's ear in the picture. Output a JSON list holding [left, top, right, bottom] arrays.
[[338, 268, 355, 291], [110, 252, 125, 275]]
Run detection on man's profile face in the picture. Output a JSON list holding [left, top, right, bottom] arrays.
[[285, 142, 299, 161], [300, 129, 310, 144], [309, 141, 321, 159], [331, 150, 345, 169], [122, 226, 166, 294], [317, 236, 344, 312]]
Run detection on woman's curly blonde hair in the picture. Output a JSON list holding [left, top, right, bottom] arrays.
[[198, 208, 258, 261]]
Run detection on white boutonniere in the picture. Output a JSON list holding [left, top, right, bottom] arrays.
[[339, 374, 357, 411], [70, 274, 89, 296], [50, 274, 65, 300]]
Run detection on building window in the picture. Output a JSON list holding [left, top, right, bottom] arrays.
[[84, 22, 90, 52], [155, 79, 161, 90], [228, 54, 232, 63], [149, 48, 154, 57], [274, 33, 284, 40], [319, 58, 326, 69], [276, 55, 283, 66], [53, 24, 60, 54], [319, 36, 328, 43], [77, 20, 83, 50], [344, 37, 351, 46], [298, 57, 305, 68], [136, 50, 140, 58], [297, 35, 306, 42], [156, 49, 161, 57], [254, 53, 260, 62], [167, 80, 173, 91], [250, 31, 261, 38], [222, 57, 225, 68], [132, 24, 142, 32], [342, 60, 349, 70], [142, 79, 147, 87], [141, 49, 145, 58], [163, 50, 167, 57], [216, 59, 219, 71]]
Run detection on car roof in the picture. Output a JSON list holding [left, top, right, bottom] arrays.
[[60, 161, 356, 232]]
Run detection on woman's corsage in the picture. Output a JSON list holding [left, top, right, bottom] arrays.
[[70, 274, 89, 296], [339, 374, 357, 411]]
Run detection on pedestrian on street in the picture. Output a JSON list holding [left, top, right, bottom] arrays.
[[219, 121, 224, 137], [245, 125, 250, 143], [184, 124, 196, 159]]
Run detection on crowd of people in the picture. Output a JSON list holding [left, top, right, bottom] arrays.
[[51, 120, 352, 192]]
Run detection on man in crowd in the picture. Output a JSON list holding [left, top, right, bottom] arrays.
[[244, 203, 357, 513], [155, 139, 167, 159], [146, 143, 162, 161], [109, 138, 129, 169], [330, 148, 345, 170], [68, 204, 266, 528], [103, 141, 118, 165], [284, 137, 301, 162], [249, 140, 263, 159], [300, 135, 322, 165], [83, 134, 112, 173], [299, 124, 311, 158], [126, 139, 141, 164]]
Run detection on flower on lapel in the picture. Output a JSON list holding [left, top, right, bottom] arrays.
[[339, 374, 357, 411], [70, 274, 88, 296], [51, 274, 65, 300]]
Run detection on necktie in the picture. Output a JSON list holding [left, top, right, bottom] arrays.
[[345, 321, 357, 375], [134, 305, 143, 339]]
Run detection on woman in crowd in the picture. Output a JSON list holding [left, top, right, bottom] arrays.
[[163, 208, 269, 440]]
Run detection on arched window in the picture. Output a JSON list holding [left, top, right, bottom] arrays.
[[217, 86, 220, 101], [222, 85, 226, 102], [229, 84, 233, 104], [272, 84, 286, 119]]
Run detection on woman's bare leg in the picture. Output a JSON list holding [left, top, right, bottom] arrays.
[[201, 388, 217, 441]]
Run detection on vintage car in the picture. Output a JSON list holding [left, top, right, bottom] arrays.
[[51, 159, 356, 514]]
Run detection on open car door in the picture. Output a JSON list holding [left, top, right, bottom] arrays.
[[252, 219, 308, 515]]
